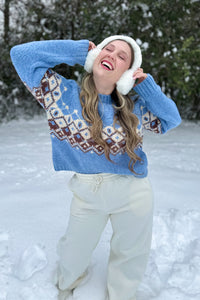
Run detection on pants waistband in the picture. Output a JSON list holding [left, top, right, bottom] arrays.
[[75, 172, 122, 183], [75, 173, 124, 193]]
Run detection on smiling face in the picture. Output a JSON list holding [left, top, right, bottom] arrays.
[[92, 40, 133, 94]]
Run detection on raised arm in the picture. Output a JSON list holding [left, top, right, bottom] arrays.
[[10, 39, 89, 89], [133, 73, 181, 133]]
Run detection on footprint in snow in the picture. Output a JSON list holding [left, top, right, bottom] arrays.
[[14, 245, 48, 281]]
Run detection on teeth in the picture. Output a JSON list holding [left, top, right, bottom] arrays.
[[101, 61, 112, 70], [103, 63, 111, 69]]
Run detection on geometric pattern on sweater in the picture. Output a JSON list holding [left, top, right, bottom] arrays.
[[47, 109, 126, 155], [141, 106, 162, 134], [28, 69, 162, 156], [30, 69, 127, 156]]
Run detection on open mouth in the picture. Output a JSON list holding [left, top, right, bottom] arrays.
[[101, 60, 114, 71]]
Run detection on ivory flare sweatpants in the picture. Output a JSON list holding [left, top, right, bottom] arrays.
[[56, 173, 154, 300]]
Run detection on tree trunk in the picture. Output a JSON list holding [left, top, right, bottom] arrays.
[[4, 0, 10, 43]]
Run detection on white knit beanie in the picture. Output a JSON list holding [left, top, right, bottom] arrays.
[[84, 35, 142, 95]]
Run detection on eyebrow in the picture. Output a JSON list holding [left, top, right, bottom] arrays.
[[106, 43, 129, 58]]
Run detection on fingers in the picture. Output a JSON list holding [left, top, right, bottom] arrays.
[[88, 41, 96, 51], [133, 68, 147, 86], [133, 68, 146, 79]]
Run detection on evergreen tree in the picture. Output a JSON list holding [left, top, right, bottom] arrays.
[[0, 0, 199, 121]]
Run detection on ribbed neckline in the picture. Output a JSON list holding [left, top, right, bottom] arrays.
[[99, 93, 113, 104]]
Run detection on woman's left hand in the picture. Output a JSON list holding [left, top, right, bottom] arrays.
[[133, 68, 147, 86]]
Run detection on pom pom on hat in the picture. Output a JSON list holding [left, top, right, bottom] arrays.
[[84, 35, 142, 95]]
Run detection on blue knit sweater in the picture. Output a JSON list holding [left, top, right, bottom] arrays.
[[10, 39, 181, 177]]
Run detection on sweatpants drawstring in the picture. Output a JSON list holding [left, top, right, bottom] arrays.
[[92, 175, 103, 192]]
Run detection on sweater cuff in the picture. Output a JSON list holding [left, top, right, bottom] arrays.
[[73, 40, 89, 66], [133, 74, 160, 99]]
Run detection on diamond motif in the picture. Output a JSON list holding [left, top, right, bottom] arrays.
[[32, 70, 127, 156]]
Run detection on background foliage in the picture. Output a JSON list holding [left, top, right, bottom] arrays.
[[0, 0, 199, 122]]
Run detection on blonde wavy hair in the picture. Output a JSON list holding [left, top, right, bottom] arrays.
[[79, 73, 142, 174]]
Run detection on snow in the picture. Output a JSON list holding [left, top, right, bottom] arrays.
[[163, 51, 171, 57], [0, 116, 200, 300]]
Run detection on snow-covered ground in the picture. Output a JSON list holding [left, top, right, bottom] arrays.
[[0, 116, 200, 300]]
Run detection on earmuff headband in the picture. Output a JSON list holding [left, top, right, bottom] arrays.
[[84, 35, 142, 95]]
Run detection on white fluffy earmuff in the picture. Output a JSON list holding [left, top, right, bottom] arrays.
[[84, 35, 142, 95]]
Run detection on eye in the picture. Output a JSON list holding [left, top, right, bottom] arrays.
[[105, 47, 112, 52], [119, 55, 125, 60]]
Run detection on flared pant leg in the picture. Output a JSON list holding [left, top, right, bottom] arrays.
[[107, 177, 154, 300], [56, 192, 109, 291]]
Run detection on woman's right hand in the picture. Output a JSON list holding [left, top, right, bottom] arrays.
[[88, 41, 96, 51]]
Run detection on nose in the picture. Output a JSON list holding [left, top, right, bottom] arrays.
[[107, 53, 115, 62]]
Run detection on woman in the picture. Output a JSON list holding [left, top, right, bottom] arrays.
[[10, 35, 181, 300]]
